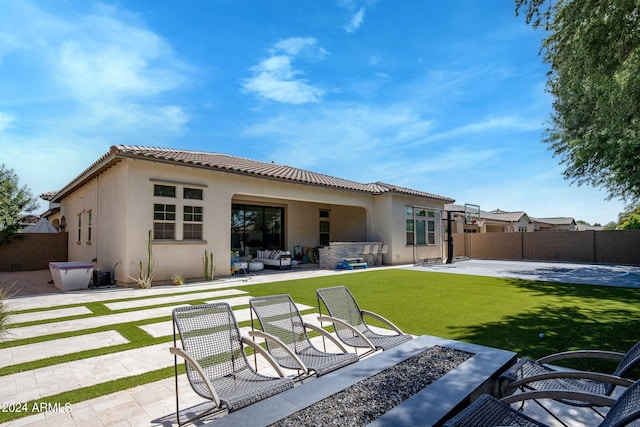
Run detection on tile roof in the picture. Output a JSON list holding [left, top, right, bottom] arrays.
[[483, 209, 530, 222], [39, 191, 57, 201], [532, 217, 576, 225], [53, 145, 454, 203], [445, 206, 531, 223]]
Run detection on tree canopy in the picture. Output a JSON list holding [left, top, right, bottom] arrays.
[[618, 204, 640, 229], [516, 0, 640, 201], [0, 164, 38, 236]]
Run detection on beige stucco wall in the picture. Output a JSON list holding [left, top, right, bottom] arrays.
[[59, 156, 449, 284], [373, 194, 446, 264]]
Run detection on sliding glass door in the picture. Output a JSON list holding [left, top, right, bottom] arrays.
[[231, 204, 284, 255]]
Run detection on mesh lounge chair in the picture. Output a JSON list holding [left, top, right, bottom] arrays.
[[316, 285, 412, 356], [500, 341, 640, 404], [170, 303, 294, 426], [443, 378, 640, 427], [249, 294, 358, 378]]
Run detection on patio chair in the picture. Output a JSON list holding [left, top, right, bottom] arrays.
[[359, 244, 372, 265], [170, 303, 294, 426], [501, 340, 640, 398], [499, 340, 640, 422], [316, 285, 412, 356], [369, 244, 379, 265], [375, 244, 388, 265], [443, 378, 640, 427], [248, 294, 358, 379]]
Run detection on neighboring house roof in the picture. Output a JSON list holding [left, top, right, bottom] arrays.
[[52, 145, 454, 203], [23, 218, 58, 233], [481, 209, 531, 223], [532, 217, 576, 226], [444, 205, 533, 224], [19, 214, 40, 228], [39, 191, 57, 201], [576, 223, 604, 231]]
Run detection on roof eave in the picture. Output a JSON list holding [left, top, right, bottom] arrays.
[[51, 150, 121, 203]]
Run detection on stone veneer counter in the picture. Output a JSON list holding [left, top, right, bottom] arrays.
[[318, 242, 383, 269], [209, 335, 517, 427]]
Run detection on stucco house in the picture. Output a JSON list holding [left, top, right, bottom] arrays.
[[531, 217, 577, 231], [446, 205, 534, 233], [49, 145, 454, 284]]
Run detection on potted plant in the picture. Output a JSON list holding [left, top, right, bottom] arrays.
[[171, 273, 184, 286]]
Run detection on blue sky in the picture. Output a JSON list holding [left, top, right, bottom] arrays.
[[0, 1, 626, 225]]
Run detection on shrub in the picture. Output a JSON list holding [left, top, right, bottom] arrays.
[[0, 283, 15, 341]]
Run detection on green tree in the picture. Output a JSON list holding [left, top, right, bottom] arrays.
[[618, 205, 640, 229], [0, 164, 38, 239], [516, 0, 640, 201], [620, 214, 640, 229]]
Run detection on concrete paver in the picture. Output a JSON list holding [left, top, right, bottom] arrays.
[[0, 331, 129, 368], [9, 307, 92, 324], [4, 294, 252, 342], [103, 289, 246, 311]]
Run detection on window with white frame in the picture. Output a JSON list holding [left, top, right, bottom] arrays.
[[406, 207, 436, 245], [319, 210, 330, 246], [183, 205, 203, 239], [183, 187, 203, 200], [87, 210, 92, 243], [154, 203, 176, 239], [153, 183, 205, 241], [77, 213, 82, 243], [154, 184, 176, 198]]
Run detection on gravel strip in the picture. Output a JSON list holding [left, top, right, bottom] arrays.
[[271, 345, 473, 427]]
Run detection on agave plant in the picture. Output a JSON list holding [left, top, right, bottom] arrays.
[[128, 230, 154, 289]]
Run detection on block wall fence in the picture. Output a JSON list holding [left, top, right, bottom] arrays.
[[0, 233, 68, 272], [452, 230, 640, 265], [2, 230, 639, 272]]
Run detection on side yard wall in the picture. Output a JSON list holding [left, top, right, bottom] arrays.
[[452, 230, 640, 265], [0, 233, 68, 271]]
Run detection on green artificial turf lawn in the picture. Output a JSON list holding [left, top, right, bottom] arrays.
[[243, 269, 640, 373]]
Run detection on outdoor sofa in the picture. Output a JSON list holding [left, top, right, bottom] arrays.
[[254, 250, 293, 269]]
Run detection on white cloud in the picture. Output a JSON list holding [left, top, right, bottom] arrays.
[[345, 7, 365, 33], [338, 1, 369, 33], [243, 103, 434, 173], [243, 37, 327, 105], [2, 2, 189, 131], [272, 37, 327, 58], [0, 1, 193, 212], [0, 111, 15, 133], [405, 115, 544, 148]]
